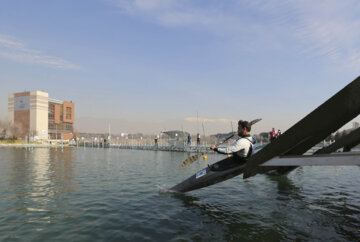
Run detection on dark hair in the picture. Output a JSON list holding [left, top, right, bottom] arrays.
[[238, 120, 251, 132]]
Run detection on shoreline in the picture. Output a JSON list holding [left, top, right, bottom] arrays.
[[0, 144, 72, 148]]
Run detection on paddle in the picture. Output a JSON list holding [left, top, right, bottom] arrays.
[[180, 118, 262, 168]]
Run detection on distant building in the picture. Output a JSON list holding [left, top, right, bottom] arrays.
[[8, 91, 74, 140]]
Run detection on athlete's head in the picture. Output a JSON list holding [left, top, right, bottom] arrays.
[[238, 120, 251, 136]]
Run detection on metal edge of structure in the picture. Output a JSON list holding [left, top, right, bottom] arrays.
[[261, 152, 360, 166], [314, 127, 360, 154], [243, 76, 360, 178], [262, 125, 360, 173]]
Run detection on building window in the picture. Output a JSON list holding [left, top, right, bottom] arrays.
[[49, 103, 54, 112], [48, 103, 54, 120], [66, 107, 71, 120]]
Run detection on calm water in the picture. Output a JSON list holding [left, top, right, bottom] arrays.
[[0, 147, 359, 241]]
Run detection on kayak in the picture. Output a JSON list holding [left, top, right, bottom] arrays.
[[170, 155, 247, 193]]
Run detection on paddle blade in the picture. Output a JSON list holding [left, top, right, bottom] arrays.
[[181, 153, 203, 168], [250, 118, 262, 126]]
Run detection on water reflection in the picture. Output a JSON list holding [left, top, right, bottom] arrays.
[[29, 148, 52, 207], [5, 148, 77, 224], [170, 192, 285, 241], [265, 174, 304, 200]]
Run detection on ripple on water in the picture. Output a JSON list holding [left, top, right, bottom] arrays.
[[1, 148, 360, 241]]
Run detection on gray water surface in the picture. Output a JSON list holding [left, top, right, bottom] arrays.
[[0, 148, 359, 241]]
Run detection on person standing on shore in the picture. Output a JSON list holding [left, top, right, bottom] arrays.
[[154, 135, 159, 148], [196, 133, 201, 145], [269, 128, 277, 142]]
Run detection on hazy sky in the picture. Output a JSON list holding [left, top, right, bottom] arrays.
[[1, 0, 359, 135]]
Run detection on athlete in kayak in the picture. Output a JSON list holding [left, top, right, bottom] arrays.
[[210, 120, 255, 162], [171, 119, 259, 192]]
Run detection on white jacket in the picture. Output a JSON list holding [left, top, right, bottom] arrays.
[[216, 135, 255, 157]]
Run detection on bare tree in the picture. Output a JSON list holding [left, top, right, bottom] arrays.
[[5, 121, 23, 139], [0, 120, 5, 139]]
